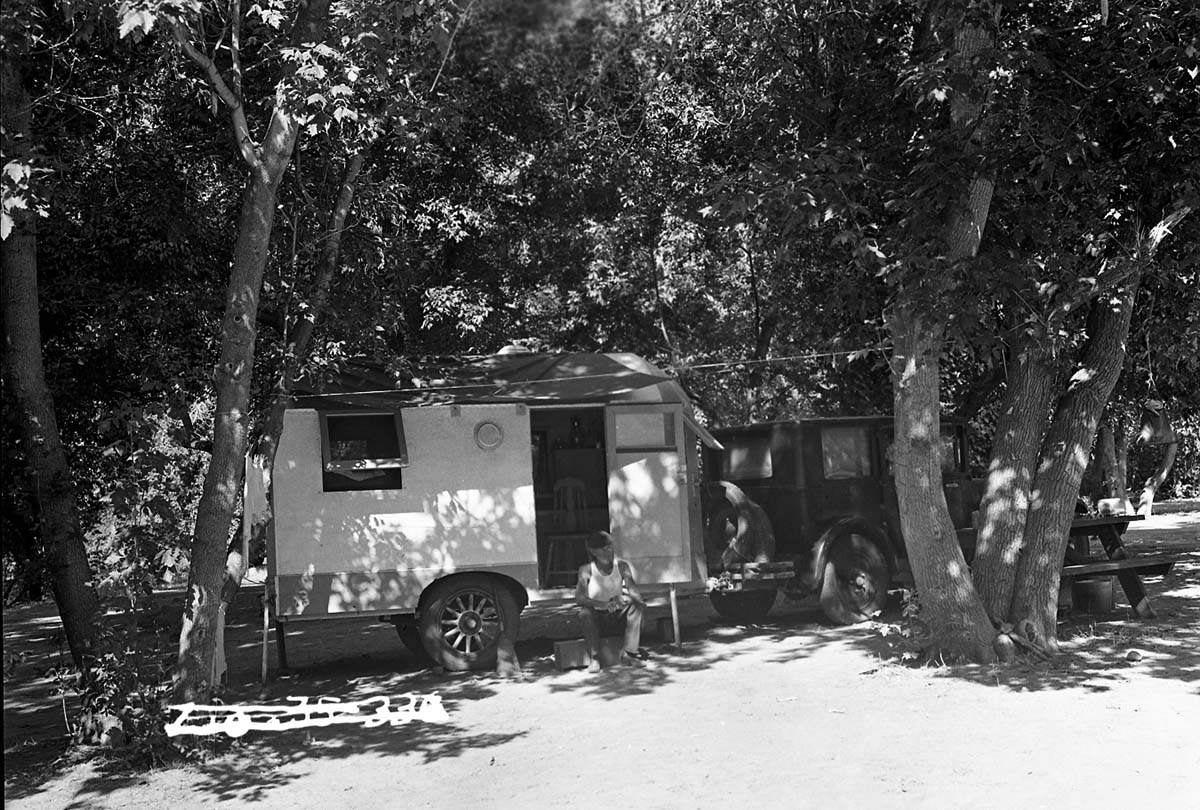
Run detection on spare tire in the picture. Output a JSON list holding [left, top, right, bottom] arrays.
[[706, 481, 775, 567], [819, 531, 891, 625]]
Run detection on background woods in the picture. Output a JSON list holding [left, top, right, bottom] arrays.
[[2, 0, 1198, 742]]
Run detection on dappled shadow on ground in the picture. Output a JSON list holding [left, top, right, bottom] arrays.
[[5, 521, 1198, 803]]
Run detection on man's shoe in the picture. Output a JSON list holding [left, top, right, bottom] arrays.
[[587, 659, 601, 674], [625, 648, 653, 661]]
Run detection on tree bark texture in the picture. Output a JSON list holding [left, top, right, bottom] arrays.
[[1092, 415, 1132, 511], [1009, 277, 1141, 650], [1, 58, 102, 667], [884, 0, 998, 662], [889, 312, 997, 663], [175, 0, 331, 702], [970, 344, 1056, 623]]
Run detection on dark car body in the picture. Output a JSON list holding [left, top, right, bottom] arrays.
[[702, 415, 979, 576]]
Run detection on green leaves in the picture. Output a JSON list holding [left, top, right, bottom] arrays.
[[1, 160, 51, 239], [115, 0, 202, 41]]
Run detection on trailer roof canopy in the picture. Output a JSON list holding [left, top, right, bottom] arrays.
[[293, 352, 721, 448]]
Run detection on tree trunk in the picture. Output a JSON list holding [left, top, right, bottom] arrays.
[[1009, 277, 1141, 650], [970, 344, 1056, 623], [176, 161, 296, 700], [1, 58, 102, 667], [1114, 429, 1130, 512], [1136, 441, 1177, 516], [889, 312, 997, 663], [883, 1, 999, 662], [1006, 208, 1190, 651], [1094, 414, 1132, 511], [175, 1, 334, 702]]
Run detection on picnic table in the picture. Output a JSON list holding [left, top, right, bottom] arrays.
[[1062, 514, 1177, 619]]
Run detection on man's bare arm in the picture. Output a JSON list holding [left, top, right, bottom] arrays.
[[618, 561, 645, 605]]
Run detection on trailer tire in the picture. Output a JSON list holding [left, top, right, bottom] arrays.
[[419, 575, 521, 671], [708, 589, 777, 623], [819, 532, 890, 625]]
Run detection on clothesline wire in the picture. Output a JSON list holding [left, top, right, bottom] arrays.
[[675, 347, 886, 371]]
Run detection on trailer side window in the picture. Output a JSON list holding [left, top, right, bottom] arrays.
[[320, 411, 408, 492], [821, 426, 871, 479], [722, 437, 773, 479], [613, 412, 676, 450]]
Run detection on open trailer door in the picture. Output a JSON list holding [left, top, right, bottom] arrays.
[[604, 403, 692, 583]]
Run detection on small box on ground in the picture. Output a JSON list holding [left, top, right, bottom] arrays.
[[554, 636, 624, 670]]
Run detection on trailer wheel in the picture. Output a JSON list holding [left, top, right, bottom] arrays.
[[708, 589, 777, 623], [819, 532, 890, 625], [419, 575, 520, 671]]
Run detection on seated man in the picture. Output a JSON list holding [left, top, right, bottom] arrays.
[[575, 531, 650, 672]]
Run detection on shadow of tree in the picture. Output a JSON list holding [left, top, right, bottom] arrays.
[[4, 526, 1197, 804]]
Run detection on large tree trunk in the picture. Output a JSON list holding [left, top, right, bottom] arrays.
[[885, 1, 998, 663], [1, 58, 102, 667], [889, 313, 997, 662], [970, 344, 1056, 623], [1009, 208, 1190, 651], [174, 0, 332, 701], [1009, 295, 1137, 648], [176, 158, 296, 700]]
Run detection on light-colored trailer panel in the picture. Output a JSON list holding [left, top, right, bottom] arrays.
[[270, 403, 537, 617]]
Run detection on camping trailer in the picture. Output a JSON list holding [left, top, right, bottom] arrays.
[[245, 352, 718, 670]]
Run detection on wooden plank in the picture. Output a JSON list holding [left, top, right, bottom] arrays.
[[1060, 557, 1177, 579], [1094, 524, 1156, 618], [1068, 515, 1145, 534]]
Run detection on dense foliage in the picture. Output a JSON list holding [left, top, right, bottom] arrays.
[[2, 0, 1197, 752]]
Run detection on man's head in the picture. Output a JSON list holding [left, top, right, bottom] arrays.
[[586, 531, 615, 565]]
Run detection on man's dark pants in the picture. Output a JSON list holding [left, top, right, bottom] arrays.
[[579, 601, 644, 657]]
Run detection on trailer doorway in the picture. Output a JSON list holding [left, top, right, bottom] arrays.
[[530, 407, 610, 587]]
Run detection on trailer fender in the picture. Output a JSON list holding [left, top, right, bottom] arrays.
[[415, 571, 529, 618]]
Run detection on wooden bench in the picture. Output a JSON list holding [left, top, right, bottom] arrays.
[[1060, 553, 1178, 581]]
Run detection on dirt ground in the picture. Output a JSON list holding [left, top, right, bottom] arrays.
[[5, 511, 1199, 810]]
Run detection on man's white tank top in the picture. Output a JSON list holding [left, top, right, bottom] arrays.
[[587, 560, 625, 602]]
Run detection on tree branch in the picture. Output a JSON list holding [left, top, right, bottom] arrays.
[[230, 0, 244, 98], [171, 20, 260, 170]]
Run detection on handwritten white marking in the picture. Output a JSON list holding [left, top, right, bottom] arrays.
[[165, 693, 450, 737]]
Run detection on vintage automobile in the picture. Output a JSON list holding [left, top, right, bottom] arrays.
[[701, 415, 979, 624]]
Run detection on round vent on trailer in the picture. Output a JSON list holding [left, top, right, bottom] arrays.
[[474, 421, 504, 450]]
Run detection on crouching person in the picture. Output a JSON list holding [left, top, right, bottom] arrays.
[[576, 531, 650, 672]]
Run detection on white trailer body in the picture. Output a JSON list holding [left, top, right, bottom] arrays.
[[246, 353, 717, 669]]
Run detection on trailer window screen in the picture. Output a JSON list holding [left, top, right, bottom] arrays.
[[614, 412, 675, 449], [320, 412, 408, 492], [821, 427, 871, 479], [723, 437, 773, 479]]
